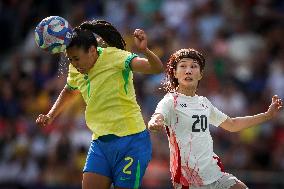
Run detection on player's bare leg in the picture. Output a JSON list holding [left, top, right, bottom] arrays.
[[82, 172, 112, 189]]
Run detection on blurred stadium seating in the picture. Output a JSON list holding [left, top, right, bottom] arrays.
[[0, 0, 283, 188]]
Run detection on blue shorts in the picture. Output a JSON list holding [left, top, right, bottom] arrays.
[[83, 130, 152, 188]]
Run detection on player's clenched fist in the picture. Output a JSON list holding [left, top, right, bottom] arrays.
[[133, 29, 148, 53], [36, 114, 52, 127], [148, 113, 165, 132]]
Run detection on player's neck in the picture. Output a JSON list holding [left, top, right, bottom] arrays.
[[177, 87, 196, 97]]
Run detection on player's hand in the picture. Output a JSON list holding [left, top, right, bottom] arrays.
[[36, 114, 53, 127], [266, 95, 283, 119], [148, 113, 164, 132], [133, 29, 148, 53]]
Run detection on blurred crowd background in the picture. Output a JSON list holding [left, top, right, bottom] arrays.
[[0, 0, 284, 188]]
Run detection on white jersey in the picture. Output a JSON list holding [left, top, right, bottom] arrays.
[[155, 92, 228, 187]]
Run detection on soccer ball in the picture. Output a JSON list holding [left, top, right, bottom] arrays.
[[34, 16, 73, 54]]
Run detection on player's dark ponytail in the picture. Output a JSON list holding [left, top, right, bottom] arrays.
[[80, 20, 126, 50], [67, 20, 126, 51]]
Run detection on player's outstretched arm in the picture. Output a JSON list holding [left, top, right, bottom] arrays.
[[36, 86, 80, 127], [130, 29, 164, 74], [220, 95, 283, 132], [148, 113, 165, 132]]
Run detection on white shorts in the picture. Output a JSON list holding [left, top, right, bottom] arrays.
[[173, 172, 246, 189]]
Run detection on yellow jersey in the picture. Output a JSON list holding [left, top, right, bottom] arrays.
[[66, 47, 146, 140]]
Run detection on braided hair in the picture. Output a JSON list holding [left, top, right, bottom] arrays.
[[163, 48, 205, 92], [67, 20, 126, 51]]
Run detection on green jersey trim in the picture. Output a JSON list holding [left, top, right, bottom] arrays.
[[97, 47, 103, 55], [84, 74, 91, 98], [66, 83, 78, 90], [122, 53, 138, 94], [134, 160, 141, 189]]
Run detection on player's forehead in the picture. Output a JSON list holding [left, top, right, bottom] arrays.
[[177, 58, 198, 65]]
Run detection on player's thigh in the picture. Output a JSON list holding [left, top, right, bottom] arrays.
[[113, 130, 152, 188], [83, 140, 112, 177], [113, 153, 151, 188], [82, 172, 112, 189]]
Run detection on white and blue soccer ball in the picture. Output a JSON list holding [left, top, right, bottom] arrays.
[[34, 16, 73, 54]]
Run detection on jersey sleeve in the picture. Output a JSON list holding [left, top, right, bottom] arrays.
[[66, 64, 79, 90], [125, 53, 138, 71], [205, 97, 228, 127], [154, 94, 173, 126], [114, 49, 138, 71]]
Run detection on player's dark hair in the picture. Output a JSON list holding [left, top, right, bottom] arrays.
[[67, 20, 126, 51], [163, 48, 205, 92]]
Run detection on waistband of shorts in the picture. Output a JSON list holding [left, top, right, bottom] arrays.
[[96, 129, 148, 142], [97, 134, 120, 142]]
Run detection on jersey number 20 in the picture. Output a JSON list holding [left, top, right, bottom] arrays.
[[192, 115, 207, 132]]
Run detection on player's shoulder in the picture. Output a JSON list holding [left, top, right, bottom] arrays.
[[159, 92, 175, 103], [104, 47, 128, 54], [196, 96, 213, 107], [197, 95, 208, 101], [165, 92, 176, 100], [103, 47, 134, 61]]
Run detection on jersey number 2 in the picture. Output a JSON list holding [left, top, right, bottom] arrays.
[[123, 156, 134, 175], [192, 115, 207, 132]]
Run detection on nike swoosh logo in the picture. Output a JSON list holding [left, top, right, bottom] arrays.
[[120, 177, 131, 181]]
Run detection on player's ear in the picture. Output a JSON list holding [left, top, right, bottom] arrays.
[[198, 70, 203, 80], [89, 45, 97, 54], [174, 69, 177, 78]]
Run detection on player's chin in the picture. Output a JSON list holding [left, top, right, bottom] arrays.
[[77, 69, 86, 74]]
